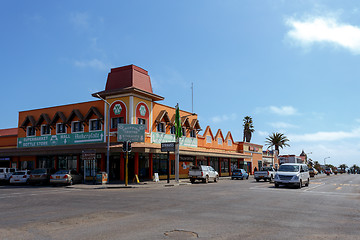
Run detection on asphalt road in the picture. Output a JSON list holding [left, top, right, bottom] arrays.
[[1, 174, 360, 240]]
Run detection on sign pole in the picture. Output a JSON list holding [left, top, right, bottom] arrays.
[[125, 151, 129, 186], [167, 151, 170, 184]]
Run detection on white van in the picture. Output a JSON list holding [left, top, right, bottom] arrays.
[[274, 163, 310, 188]]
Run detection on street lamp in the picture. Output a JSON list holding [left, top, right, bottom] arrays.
[[96, 94, 110, 182], [324, 156, 330, 166]]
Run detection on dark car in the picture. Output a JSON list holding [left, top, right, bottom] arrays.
[[50, 169, 82, 186], [231, 169, 249, 180], [29, 168, 55, 185]]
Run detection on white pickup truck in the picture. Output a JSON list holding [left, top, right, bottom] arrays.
[[188, 165, 219, 184], [254, 167, 276, 182], [0, 168, 17, 184]]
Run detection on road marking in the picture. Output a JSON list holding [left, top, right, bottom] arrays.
[[336, 187, 342, 190], [0, 188, 83, 199]]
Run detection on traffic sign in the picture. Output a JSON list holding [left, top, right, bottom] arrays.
[[117, 124, 146, 142]]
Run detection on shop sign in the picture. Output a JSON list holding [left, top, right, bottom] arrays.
[[0, 157, 10, 161], [161, 142, 175, 152], [117, 124, 145, 142], [151, 132, 197, 148], [17, 131, 104, 148]]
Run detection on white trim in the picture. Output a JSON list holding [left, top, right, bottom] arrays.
[[71, 121, 84, 133], [104, 101, 107, 142], [135, 101, 150, 130], [150, 101, 153, 134], [129, 96, 134, 124], [56, 122, 67, 135], [89, 119, 103, 132], [26, 126, 36, 137], [41, 124, 51, 136], [107, 93, 153, 102]]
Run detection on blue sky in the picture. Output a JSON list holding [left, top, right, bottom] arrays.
[[1, 0, 360, 168]]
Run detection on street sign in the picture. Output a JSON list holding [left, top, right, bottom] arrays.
[[117, 124, 146, 142], [161, 142, 175, 152]]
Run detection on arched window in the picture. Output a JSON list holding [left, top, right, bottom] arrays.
[[110, 100, 127, 132], [135, 102, 150, 133]]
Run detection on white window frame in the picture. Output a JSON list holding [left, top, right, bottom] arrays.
[[228, 139, 232, 146], [170, 126, 176, 135], [182, 127, 186, 137], [138, 118, 147, 130], [206, 135, 212, 143], [26, 126, 36, 137], [218, 138, 223, 145], [56, 123, 67, 134], [89, 119, 102, 132], [41, 124, 51, 136], [71, 121, 84, 133], [157, 122, 165, 133], [111, 117, 125, 129]]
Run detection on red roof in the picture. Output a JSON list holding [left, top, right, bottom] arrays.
[[0, 128, 18, 137]]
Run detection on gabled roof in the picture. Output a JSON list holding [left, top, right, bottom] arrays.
[[202, 126, 214, 140], [225, 131, 234, 144], [181, 117, 191, 128], [155, 110, 171, 124], [191, 119, 201, 130], [50, 111, 67, 125], [35, 113, 51, 126], [66, 109, 84, 124], [20, 115, 36, 129], [215, 129, 225, 141], [84, 107, 104, 121]]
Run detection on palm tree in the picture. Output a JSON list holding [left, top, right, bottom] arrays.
[[339, 164, 348, 172], [243, 116, 254, 142], [265, 132, 290, 155]]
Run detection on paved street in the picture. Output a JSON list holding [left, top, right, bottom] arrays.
[[1, 174, 360, 240]]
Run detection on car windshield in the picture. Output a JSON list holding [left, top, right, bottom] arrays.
[[31, 169, 46, 174], [278, 165, 299, 172], [13, 172, 26, 175], [55, 170, 70, 174]]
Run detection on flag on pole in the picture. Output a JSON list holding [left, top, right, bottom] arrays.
[[175, 104, 182, 139]]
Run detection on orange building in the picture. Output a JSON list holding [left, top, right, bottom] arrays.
[[0, 64, 264, 181]]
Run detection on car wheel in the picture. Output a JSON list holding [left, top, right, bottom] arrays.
[[298, 180, 302, 189], [256, 179, 260, 182], [205, 176, 209, 184], [69, 179, 73, 185], [305, 178, 309, 187], [246, 176, 249, 180], [275, 183, 279, 188], [270, 176, 274, 182], [214, 176, 219, 183], [231, 177, 234, 180], [190, 179, 195, 184]]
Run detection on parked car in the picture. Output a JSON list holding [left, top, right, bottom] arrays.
[[188, 165, 219, 183], [274, 163, 310, 188], [50, 169, 82, 185], [231, 169, 249, 180], [9, 170, 30, 184], [309, 168, 318, 177], [324, 168, 333, 175], [0, 168, 17, 184], [254, 167, 276, 182], [29, 168, 55, 185]]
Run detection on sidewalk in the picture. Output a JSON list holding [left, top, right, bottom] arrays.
[[66, 179, 193, 190]]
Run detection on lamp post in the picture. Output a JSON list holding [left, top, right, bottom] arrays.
[[324, 156, 330, 166], [96, 94, 110, 182], [306, 152, 312, 164]]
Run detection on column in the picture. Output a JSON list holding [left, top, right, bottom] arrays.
[[134, 152, 139, 176], [120, 153, 125, 181], [101, 153, 106, 172], [149, 153, 153, 180], [218, 158, 222, 177]]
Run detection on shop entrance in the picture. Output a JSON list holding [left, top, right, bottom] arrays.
[[109, 155, 120, 181]]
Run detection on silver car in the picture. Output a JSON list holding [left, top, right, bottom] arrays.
[[50, 170, 82, 186], [274, 163, 310, 188]]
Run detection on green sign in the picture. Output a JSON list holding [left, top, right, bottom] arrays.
[[117, 124, 146, 142], [151, 132, 197, 148], [17, 131, 104, 148]]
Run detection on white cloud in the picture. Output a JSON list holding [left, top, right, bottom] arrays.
[[70, 12, 90, 29], [289, 128, 360, 142], [74, 59, 108, 70], [269, 106, 298, 116], [257, 131, 269, 137], [211, 113, 237, 123], [269, 122, 298, 129], [285, 16, 360, 54]]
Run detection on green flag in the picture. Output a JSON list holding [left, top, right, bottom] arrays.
[[175, 104, 182, 139]]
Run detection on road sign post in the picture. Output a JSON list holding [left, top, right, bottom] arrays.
[[161, 142, 175, 183]]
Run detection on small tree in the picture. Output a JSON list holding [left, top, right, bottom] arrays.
[[243, 116, 254, 142], [265, 132, 290, 155]]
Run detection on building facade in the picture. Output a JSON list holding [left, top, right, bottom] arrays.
[[0, 64, 267, 181]]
